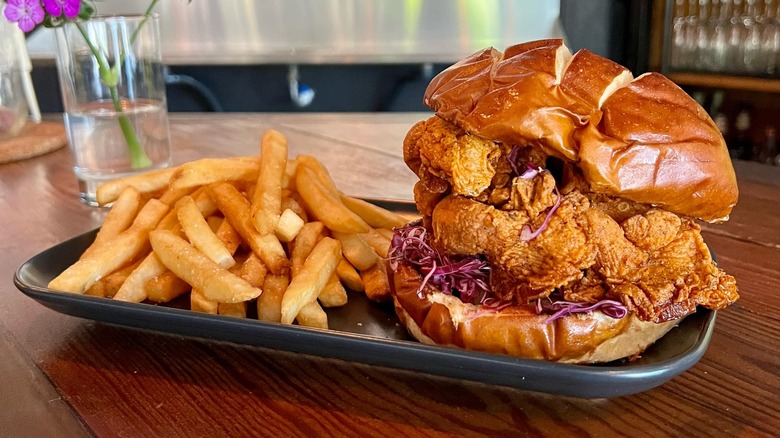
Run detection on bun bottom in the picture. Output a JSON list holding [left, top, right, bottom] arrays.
[[390, 262, 680, 363]]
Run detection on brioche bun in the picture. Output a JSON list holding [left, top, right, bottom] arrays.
[[391, 261, 678, 363], [424, 39, 738, 222]]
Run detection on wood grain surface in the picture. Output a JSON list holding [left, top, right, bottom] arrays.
[[1, 113, 778, 437]]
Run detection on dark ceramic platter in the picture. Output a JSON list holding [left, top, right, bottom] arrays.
[[13, 199, 716, 399]]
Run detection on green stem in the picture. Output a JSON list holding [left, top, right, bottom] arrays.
[[75, 20, 153, 169]]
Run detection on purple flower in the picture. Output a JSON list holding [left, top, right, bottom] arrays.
[[3, 0, 45, 32], [42, 0, 81, 19]]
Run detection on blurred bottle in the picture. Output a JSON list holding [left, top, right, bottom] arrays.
[[710, 91, 732, 150], [732, 105, 754, 159]]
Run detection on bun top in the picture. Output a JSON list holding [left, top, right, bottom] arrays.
[[424, 39, 738, 222]]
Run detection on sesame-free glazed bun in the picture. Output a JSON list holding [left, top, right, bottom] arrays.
[[392, 262, 678, 363], [424, 39, 738, 222]]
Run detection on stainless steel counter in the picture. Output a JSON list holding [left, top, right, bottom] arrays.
[[26, 0, 563, 65]]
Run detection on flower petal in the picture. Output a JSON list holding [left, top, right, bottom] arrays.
[[64, 0, 81, 18], [3, 5, 23, 22], [42, 0, 63, 17], [17, 15, 36, 32]]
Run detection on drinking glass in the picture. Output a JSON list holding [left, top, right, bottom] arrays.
[[0, 12, 27, 141], [54, 14, 172, 206]]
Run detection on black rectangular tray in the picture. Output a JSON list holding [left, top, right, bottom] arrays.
[[13, 200, 716, 399]]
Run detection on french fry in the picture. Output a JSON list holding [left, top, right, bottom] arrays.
[[145, 272, 190, 303], [282, 159, 298, 191], [296, 301, 328, 329], [319, 274, 348, 307], [49, 199, 168, 293], [281, 196, 308, 223], [115, 190, 217, 303], [218, 302, 247, 318], [361, 261, 392, 301], [280, 237, 341, 324], [157, 186, 196, 207], [291, 222, 325, 275], [214, 217, 243, 255], [296, 155, 339, 195], [82, 186, 142, 259], [149, 230, 261, 303], [275, 208, 304, 243], [331, 231, 378, 271], [84, 261, 140, 298], [209, 182, 289, 274], [295, 166, 370, 234], [239, 253, 268, 288], [113, 251, 168, 302], [339, 194, 407, 229], [256, 273, 289, 323], [96, 167, 177, 206], [177, 196, 236, 269], [360, 228, 392, 258], [375, 228, 396, 241], [336, 258, 364, 292], [191, 289, 219, 314], [168, 158, 260, 191], [251, 129, 288, 236]]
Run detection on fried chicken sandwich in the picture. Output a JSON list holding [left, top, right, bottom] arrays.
[[388, 39, 739, 363]]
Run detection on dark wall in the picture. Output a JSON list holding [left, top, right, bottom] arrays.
[[560, 0, 654, 73], [33, 63, 446, 113]]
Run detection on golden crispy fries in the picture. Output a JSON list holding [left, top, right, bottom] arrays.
[[169, 158, 259, 191], [361, 261, 392, 301], [177, 196, 236, 269], [281, 196, 308, 223], [283, 159, 298, 191], [296, 155, 339, 195], [150, 230, 262, 303], [319, 274, 348, 307], [113, 252, 167, 302], [336, 258, 364, 292], [215, 218, 243, 255], [82, 186, 142, 259], [375, 228, 396, 241], [331, 231, 378, 271], [49, 199, 168, 293], [60, 128, 410, 331], [296, 301, 328, 329], [157, 186, 196, 207], [218, 302, 247, 318], [209, 182, 289, 274], [339, 195, 407, 229], [291, 222, 325, 275], [239, 253, 268, 288], [84, 261, 140, 298], [96, 167, 177, 206], [191, 289, 219, 314], [256, 273, 289, 323], [360, 228, 392, 258], [295, 166, 370, 234], [280, 237, 341, 324], [145, 272, 190, 303], [251, 130, 288, 236], [275, 208, 304, 243]]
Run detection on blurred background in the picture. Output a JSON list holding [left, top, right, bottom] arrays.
[[22, 0, 780, 165]]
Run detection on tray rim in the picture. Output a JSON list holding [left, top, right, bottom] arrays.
[[12, 201, 717, 399]]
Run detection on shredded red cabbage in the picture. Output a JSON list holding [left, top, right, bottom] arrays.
[[534, 295, 628, 323], [389, 221, 491, 304]]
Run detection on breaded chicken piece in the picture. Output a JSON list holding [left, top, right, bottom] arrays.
[[403, 116, 501, 197]]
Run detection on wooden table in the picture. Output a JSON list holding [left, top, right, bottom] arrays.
[[1, 113, 778, 437]]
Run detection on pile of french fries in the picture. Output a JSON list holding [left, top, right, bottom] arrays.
[[47, 129, 411, 329]]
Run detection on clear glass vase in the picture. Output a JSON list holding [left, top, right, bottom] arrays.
[[0, 13, 28, 141], [54, 14, 172, 206]]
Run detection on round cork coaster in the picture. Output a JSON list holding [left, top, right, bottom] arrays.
[[0, 121, 68, 164]]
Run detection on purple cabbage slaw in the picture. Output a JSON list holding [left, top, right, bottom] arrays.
[[534, 295, 628, 324], [388, 221, 491, 304]]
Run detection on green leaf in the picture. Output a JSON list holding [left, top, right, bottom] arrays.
[[78, 2, 96, 20]]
